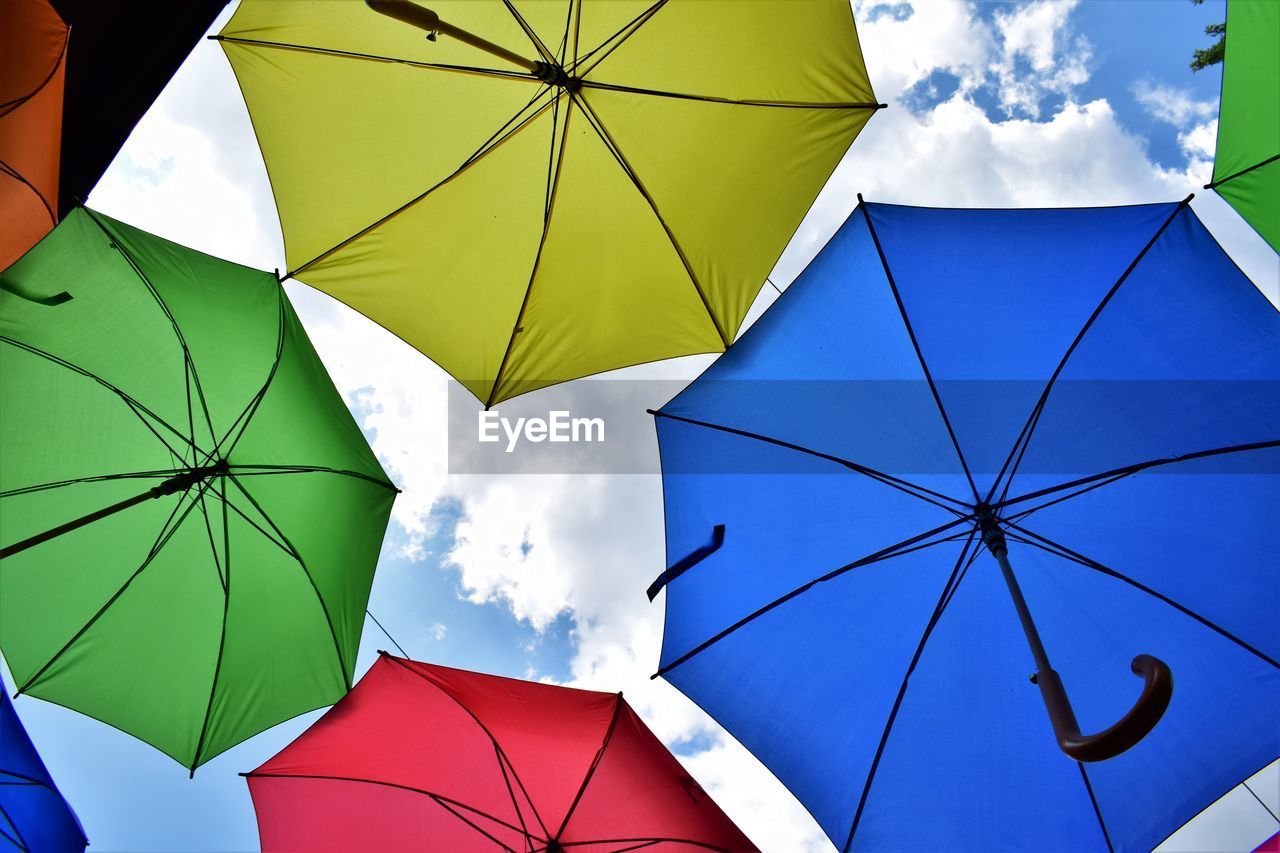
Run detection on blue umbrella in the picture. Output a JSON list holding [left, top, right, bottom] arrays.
[[0, 691, 86, 852], [648, 197, 1279, 851]]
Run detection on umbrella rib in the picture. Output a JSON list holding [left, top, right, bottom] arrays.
[[381, 654, 553, 839], [485, 91, 573, 408], [858, 200, 978, 502], [244, 771, 531, 846], [194, 488, 226, 593], [287, 88, 556, 280], [225, 474, 353, 688], [574, 94, 731, 347], [552, 693, 625, 841], [1077, 764, 1115, 853], [0, 24, 66, 116], [578, 80, 886, 111], [1001, 522, 1279, 669], [81, 209, 220, 455], [211, 36, 534, 84], [0, 469, 189, 499], [655, 517, 974, 678], [211, 288, 288, 460], [987, 197, 1193, 507], [189, 478, 232, 774], [567, 0, 668, 79], [1205, 153, 1280, 190], [14, 479, 213, 696], [0, 800, 30, 852], [558, 840, 731, 852], [223, 464, 398, 492], [650, 409, 971, 515], [0, 336, 198, 458], [494, 742, 537, 844], [995, 439, 1280, 510], [502, 0, 558, 67], [842, 531, 977, 851], [0, 157, 57, 227]]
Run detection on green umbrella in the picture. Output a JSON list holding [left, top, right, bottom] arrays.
[[1206, 0, 1278, 252], [0, 208, 397, 772], [216, 0, 881, 405]]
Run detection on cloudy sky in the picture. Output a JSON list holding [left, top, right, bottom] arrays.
[[5, 0, 1278, 851]]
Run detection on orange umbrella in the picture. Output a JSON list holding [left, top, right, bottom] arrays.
[[0, 0, 66, 271]]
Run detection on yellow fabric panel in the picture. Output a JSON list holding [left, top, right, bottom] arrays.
[[583, 0, 874, 103], [299, 102, 557, 403], [507, 0, 576, 63], [492, 99, 721, 403], [220, 37, 547, 270], [571, 0, 659, 69], [583, 88, 873, 341], [223, 0, 543, 73]]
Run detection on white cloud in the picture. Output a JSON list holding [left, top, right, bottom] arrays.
[[989, 0, 1092, 118], [1133, 80, 1218, 129]]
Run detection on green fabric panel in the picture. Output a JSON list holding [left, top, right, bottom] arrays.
[[193, 486, 350, 766], [219, 0, 879, 404], [1215, 160, 1279, 251], [23, 490, 224, 767], [0, 208, 395, 769], [1212, 0, 1278, 251], [493, 99, 720, 403]]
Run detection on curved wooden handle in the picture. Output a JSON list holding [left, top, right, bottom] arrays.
[[1037, 654, 1173, 762]]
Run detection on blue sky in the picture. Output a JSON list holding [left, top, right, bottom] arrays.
[[5, 1, 1278, 851]]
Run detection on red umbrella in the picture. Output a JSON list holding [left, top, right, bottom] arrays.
[[246, 653, 757, 852]]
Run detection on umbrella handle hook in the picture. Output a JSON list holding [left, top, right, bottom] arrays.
[[980, 514, 1173, 761], [1034, 654, 1173, 763]]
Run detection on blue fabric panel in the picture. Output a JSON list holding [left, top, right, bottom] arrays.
[[1009, 451, 1280, 666], [1014, 209, 1280, 488], [0, 692, 86, 852], [656, 416, 966, 666], [663, 209, 966, 484], [663, 541, 968, 845], [853, 556, 1107, 852], [1011, 543, 1280, 852], [863, 202, 1181, 491]]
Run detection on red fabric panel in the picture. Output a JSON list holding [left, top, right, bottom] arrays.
[[249, 776, 528, 853], [562, 702, 756, 851], [249, 655, 757, 851], [1256, 830, 1280, 853], [0, 0, 65, 270]]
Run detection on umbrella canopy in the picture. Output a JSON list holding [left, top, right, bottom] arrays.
[[1206, 0, 1278, 252], [649, 199, 1280, 851], [246, 653, 757, 852], [0, 208, 397, 771], [216, 0, 880, 405], [48, 0, 227, 217], [0, 0, 66, 271], [0, 691, 86, 853]]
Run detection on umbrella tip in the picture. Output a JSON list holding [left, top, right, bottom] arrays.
[[645, 408, 658, 416], [1182, 192, 1195, 204], [878, 103, 889, 109], [857, 192, 865, 203]]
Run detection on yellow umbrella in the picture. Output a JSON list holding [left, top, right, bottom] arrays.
[[217, 0, 880, 405]]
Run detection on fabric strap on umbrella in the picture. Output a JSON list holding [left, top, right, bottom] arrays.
[[647, 523, 725, 602]]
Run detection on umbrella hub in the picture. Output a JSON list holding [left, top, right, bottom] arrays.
[[534, 61, 581, 93], [154, 459, 231, 496], [545, 841, 564, 853], [974, 503, 1007, 557]]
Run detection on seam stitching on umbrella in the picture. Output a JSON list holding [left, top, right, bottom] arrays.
[[0, 157, 58, 227]]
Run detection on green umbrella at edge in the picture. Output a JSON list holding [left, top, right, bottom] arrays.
[[0, 208, 397, 771]]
